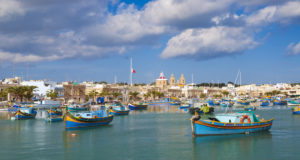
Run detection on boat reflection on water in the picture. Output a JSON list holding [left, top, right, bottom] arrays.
[[130, 105, 188, 114], [192, 131, 272, 159]]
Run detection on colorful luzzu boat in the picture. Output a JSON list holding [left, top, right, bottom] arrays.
[[13, 108, 37, 120], [65, 109, 113, 128], [107, 104, 130, 116], [288, 101, 300, 106], [261, 100, 270, 107], [48, 108, 63, 116], [128, 104, 147, 110], [273, 99, 287, 105], [292, 106, 300, 114], [191, 111, 273, 136], [238, 100, 250, 106]]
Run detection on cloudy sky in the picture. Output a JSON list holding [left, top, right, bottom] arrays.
[[0, 0, 300, 84]]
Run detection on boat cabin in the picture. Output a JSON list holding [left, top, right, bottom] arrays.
[[214, 111, 260, 123]]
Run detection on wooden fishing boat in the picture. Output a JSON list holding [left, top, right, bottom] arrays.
[[48, 108, 63, 116], [261, 100, 270, 106], [12, 108, 37, 120], [65, 109, 113, 128], [128, 104, 147, 110], [107, 103, 129, 116], [273, 99, 287, 105], [191, 111, 273, 136], [293, 106, 300, 114]]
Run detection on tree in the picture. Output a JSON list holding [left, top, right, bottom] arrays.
[[221, 91, 230, 97], [112, 92, 122, 100], [157, 92, 164, 98], [47, 90, 59, 100], [129, 91, 139, 101], [143, 92, 151, 100], [200, 93, 206, 99], [88, 90, 99, 102], [7, 86, 37, 102], [0, 89, 7, 100]]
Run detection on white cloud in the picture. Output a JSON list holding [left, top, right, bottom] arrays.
[[246, 6, 277, 26], [0, 50, 60, 63], [160, 26, 256, 59], [287, 42, 300, 55], [246, 1, 300, 26], [143, 0, 233, 25], [0, 0, 25, 18]]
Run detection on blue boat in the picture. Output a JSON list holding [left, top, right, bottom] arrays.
[[191, 111, 273, 136], [48, 108, 63, 116], [13, 108, 37, 120], [65, 109, 113, 129], [107, 103, 130, 116], [179, 103, 191, 109], [261, 100, 270, 106], [128, 104, 147, 110], [293, 106, 300, 114], [273, 99, 287, 105], [238, 100, 250, 106], [207, 100, 220, 106]]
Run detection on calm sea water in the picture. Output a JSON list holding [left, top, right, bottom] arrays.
[[0, 106, 300, 160]]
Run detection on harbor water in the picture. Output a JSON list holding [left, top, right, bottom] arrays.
[[0, 106, 300, 160]]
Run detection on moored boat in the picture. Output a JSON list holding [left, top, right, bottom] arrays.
[[48, 108, 63, 116], [12, 108, 37, 120], [191, 111, 273, 136], [65, 108, 113, 128], [273, 99, 287, 105], [128, 103, 147, 110], [292, 106, 300, 114], [288, 101, 300, 106], [107, 103, 130, 115], [261, 100, 270, 107]]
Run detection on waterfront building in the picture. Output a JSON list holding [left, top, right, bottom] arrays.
[[2, 77, 21, 84], [21, 80, 57, 99], [63, 82, 86, 104], [156, 72, 168, 89]]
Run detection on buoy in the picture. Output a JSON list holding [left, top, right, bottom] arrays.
[[71, 133, 76, 137]]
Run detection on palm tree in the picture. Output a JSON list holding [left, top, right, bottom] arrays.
[[112, 92, 122, 100], [129, 91, 139, 101], [221, 91, 229, 98], [0, 89, 7, 101], [151, 90, 157, 100], [88, 90, 99, 102], [46, 90, 59, 100], [157, 92, 164, 98], [7, 86, 37, 102], [143, 92, 151, 100]]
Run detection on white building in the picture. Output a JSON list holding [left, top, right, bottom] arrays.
[[21, 80, 57, 98]]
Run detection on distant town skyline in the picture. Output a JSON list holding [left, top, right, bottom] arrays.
[[0, 0, 300, 84]]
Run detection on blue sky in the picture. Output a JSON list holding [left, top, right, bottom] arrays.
[[0, 0, 300, 84]]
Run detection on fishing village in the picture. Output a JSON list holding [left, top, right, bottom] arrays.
[[1, 72, 300, 159], [1, 0, 300, 159]]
